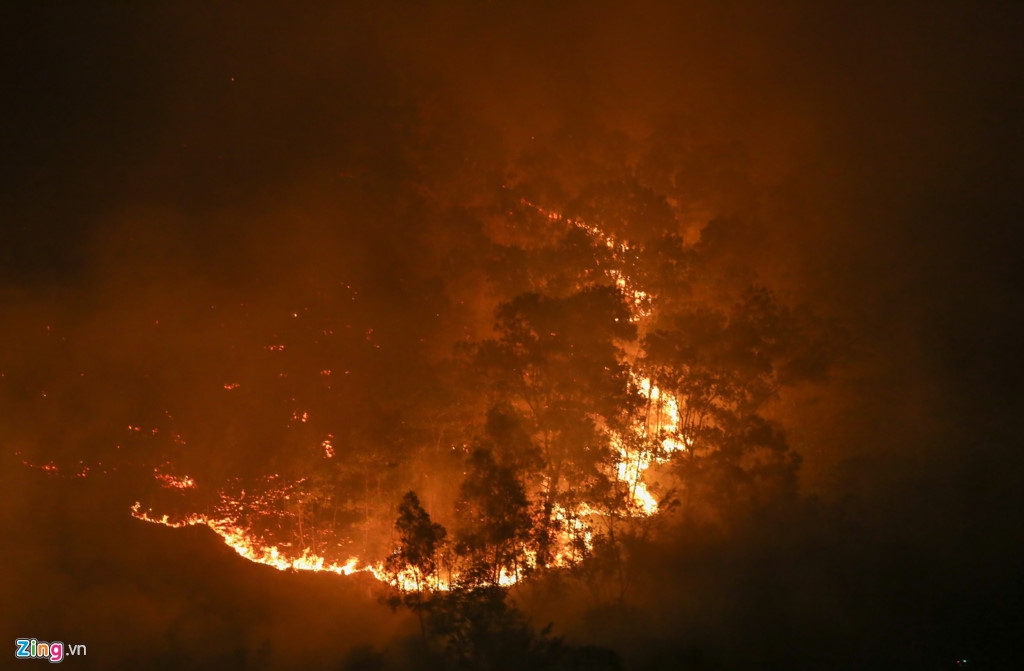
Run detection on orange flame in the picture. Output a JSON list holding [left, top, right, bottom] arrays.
[[131, 503, 364, 576]]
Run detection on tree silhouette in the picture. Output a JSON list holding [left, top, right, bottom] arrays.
[[386, 491, 448, 592], [474, 286, 639, 539], [383, 491, 448, 639], [454, 449, 534, 587]]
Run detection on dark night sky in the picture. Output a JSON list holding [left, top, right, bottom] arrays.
[[2, 2, 1023, 669]]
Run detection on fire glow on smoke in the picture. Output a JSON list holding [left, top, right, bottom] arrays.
[[125, 206, 690, 591]]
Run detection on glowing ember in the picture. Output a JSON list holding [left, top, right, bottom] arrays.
[[154, 469, 196, 490], [22, 460, 60, 474]]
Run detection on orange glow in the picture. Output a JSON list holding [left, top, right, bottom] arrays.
[[22, 460, 60, 474], [153, 470, 196, 490], [126, 204, 689, 591], [131, 503, 364, 576]]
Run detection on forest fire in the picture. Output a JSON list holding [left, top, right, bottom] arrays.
[[17, 183, 799, 606], [6, 5, 1019, 669], [129, 374, 683, 590], [119, 206, 697, 592]]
